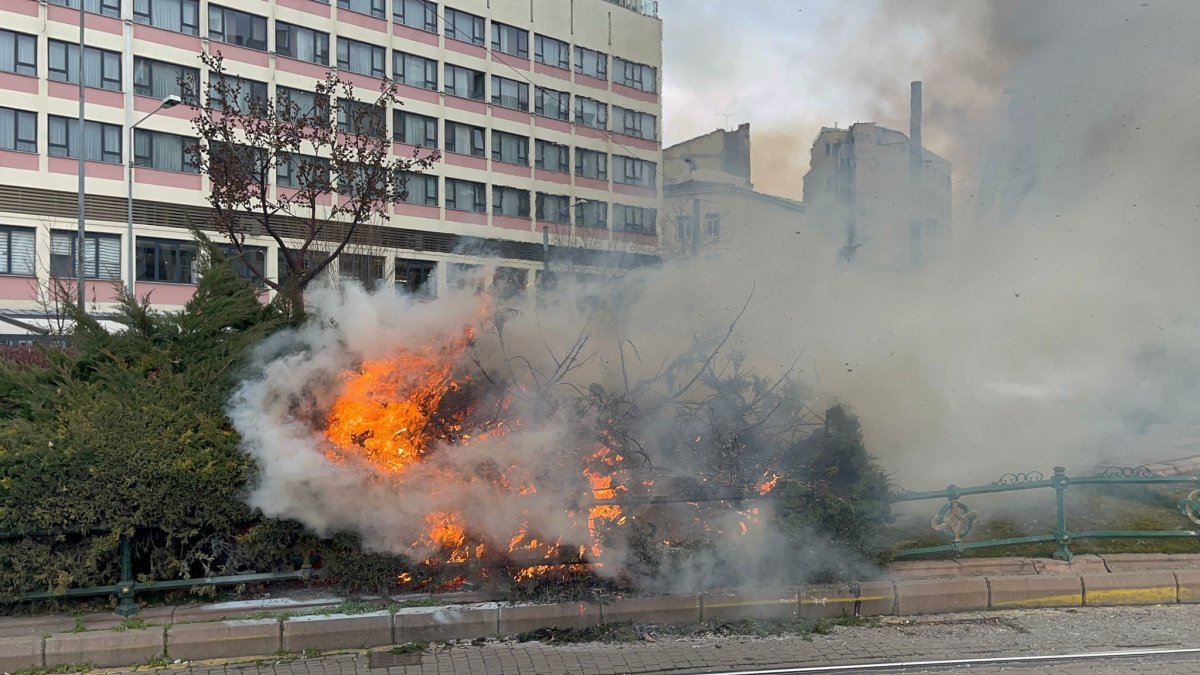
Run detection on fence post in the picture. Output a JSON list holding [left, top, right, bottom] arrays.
[[115, 535, 138, 617], [1052, 466, 1072, 561]]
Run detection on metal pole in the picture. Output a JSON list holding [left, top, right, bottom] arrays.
[[542, 224, 549, 272], [691, 198, 701, 256], [1053, 466, 1072, 561], [116, 535, 137, 616], [76, 5, 87, 309], [126, 125, 134, 294]]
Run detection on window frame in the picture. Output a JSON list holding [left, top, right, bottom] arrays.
[[396, 257, 437, 297], [275, 22, 330, 66], [49, 0, 122, 19], [575, 200, 609, 229], [445, 178, 487, 213], [394, 171, 439, 206], [491, 22, 529, 58], [444, 63, 485, 101], [133, 0, 200, 36], [393, 109, 439, 149], [48, 115, 122, 164], [0, 30, 37, 77], [337, 0, 385, 19], [492, 185, 531, 219], [48, 40, 123, 92], [208, 71, 269, 116], [276, 153, 331, 191], [444, 8, 485, 47], [0, 107, 37, 153], [394, 0, 438, 33], [613, 56, 657, 93], [136, 236, 197, 284], [534, 86, 570, 121], [50, 230, 121, 280], [575, 148, 608, 181], [207, 4, 268, 52], [133, 128, 199, 173], [535, 192, 571, 224], [444, 120, 486, 157], [133, 56, 199, 102], [574, 96, 608, 130], [337, 99, 387, 138], [491, 130, 529, 167], [534, 139, 569, 173], [0, 225, 36, 277], [490, 75, 529, 112], [534, 34, 569, 70], [574, 45, 608, 80], [337, 37, 386, 79], [393, 51, 438, 91]]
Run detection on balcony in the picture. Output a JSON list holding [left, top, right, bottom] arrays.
[[601, 0, 658, 18]]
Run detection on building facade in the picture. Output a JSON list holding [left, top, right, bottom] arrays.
[[0, 0, 663, 335], [663, 123, 804, 255]]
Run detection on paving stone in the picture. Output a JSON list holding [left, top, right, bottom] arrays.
[[167, 619, 281, 661], [282, 612, 392, 652], [44, 627, 165, 668]]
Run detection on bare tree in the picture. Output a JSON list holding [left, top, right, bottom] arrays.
[[184, 53, 439, 321]]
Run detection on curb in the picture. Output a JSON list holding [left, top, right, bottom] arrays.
[[8, 558, 1200, 670]]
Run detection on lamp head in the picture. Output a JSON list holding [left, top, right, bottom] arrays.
[[161, 95, 182, 108]]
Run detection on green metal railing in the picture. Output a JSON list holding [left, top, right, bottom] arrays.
[[0, 531, 318, 617], [892, 466, 1200, 560]]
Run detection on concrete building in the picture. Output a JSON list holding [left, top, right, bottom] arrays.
[[0, 0, 663, 338], [802, 85, 951, 272], [662, 123, 804, 255]]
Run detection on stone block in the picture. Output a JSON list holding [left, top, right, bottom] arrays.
[[894, 577, 989, 615], [167, 619, 281, 661], [702, 589, 798, 622], [988, 574, 1082, 609], [887, 560, 961, 579], [1175, 570, 1200, 603], [799, 581, 895, 619], [172, 597, 342, 624], [45, 627, 165, 668], [394, 604, 498, 643], [0, 635, 43, 672], [282, 612, 392, 652], [600, 595, 701, 626], [0, 615, 75, 639], [497, 602, 599, 636], [1082, 571, 1177, 606], [1104, 553, 1200, 572], [956, 558, 1037, 577]]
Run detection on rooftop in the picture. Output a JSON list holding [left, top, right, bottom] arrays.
[[602, 0, 659, 18]]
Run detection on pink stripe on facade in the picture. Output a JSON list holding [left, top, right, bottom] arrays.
[[134, 25, 202, 51], [493, 162, 531, 178], [393, 203, 440, 219], [392, 143, 438, 162], [446, 210, 488, 226], [276, 56, 331, 80], [575, 226, 611, 239], [445, 40, 487, 59], [276, 0, 331, 17], [340, 71, 384, 92], [445, 153, 487, 170], [393, 23, 439, 46], [446, 96, 486, 115], [534, 169, 570, 185], [0, 72, 37, 95], [0, 150, 39, 171], [396, 84, 440, 104], [4, 1, 38, 17], [337, 9, 387, 32], [134, 95, 193, 119], [540, 223, 570, 237], [492, 52, 531, 72], [48, 5, 122, 34], [614, 232, 659, 246], [576, 176, 609, 191], [0, 276, 37, 301], [534, 117, 571, 134], [577, 127, 608, 141], [493, 215, 531, 231], [136, 167, 202, 189], [491, 106, 530, 123], [277, 186, 332, 207], [614, 184, 659, 198], [49, 157, 122, 180], [575, 74, 609, 92], [613, 84, 658, 104], [613, 134, 660, 152], [49, 81, 123, 108], [138, 281, 197, 306], [534, 63, 571, 82], [211, 44, 270, 68]]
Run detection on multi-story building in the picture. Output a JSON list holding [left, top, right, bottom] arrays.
[[0, 0, 663, 336], [662, 123, 804, 256]]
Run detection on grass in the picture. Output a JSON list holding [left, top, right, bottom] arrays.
[[112, 618, 149, 632], [14, 664, 92, 675], [888, 483, 1200, 560], [389, 642, 429, 655]]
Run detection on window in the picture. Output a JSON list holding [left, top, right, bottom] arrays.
[[675, 215, 692, 242], [51, 231, 120, 280], [576, 200, 608, 229], [338, 0, 385, 19], [0, 30, 37, 77], [338, 252, 385, 290], [134, 129, 197, 173], [337, 37, 385, 79], [613, 204, 656, 235], [394, 171, 438, 206], [395, 0, 437, 33], [48, 41, 122, 92], [134, 0, 199, 35], [535, 140, 569, 173], [445, 8, 485, 46], [445, 121, 485, 157], [208, 141, 269, 185], [394, 51, 437, 91], [0, 107, 37, 153], [574, 96, 607, 130], [575, 148, 608, 180], [208, 72, 268, 115], [394, 110, 438, 149], [276, 154, 331, 190], [444, 64, 485, 100], [49, 0, 121, 18], [705, 213, 721, 238], [492, 186, 530, 218], [216, 244, 266, 285], [337, 99, 386, 137], [276, 22, 329, 65], [445, 178, 486, 213], [137, 237, 196, 283], [615, 106, 657, 141], [535, 87, 569, 121], [134, 57, 198, 102], [534, 34, 569, 70], [492, 130, 528, 166], [535, 193, 570, 224], [0, 226, 35, 276], [337, 163, 386, 197], [277, 248, 324, 286], [493, 267, 527, 301], [614, 155, 656, 188], [208, 5, 267, 51], [491, 22, 528, 58], [49, 116, 121, 164], [613, 57, 657, 93], [491, 76, 529, 112], [574, 46, 607, 80], [277, 87, 330, 122], [396, 258, 436, 297]]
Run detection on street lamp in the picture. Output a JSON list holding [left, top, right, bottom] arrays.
[[126, 94, 182, 294]]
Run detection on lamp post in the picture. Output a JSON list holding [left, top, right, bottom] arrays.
[[126, 94, 181, 295]]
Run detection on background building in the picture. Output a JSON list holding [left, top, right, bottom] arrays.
[[663, 123, 804, 255], [0, 0, 663, 338]]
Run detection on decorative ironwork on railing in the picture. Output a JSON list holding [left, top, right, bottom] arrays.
[[891, 466, 1200, 560]]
